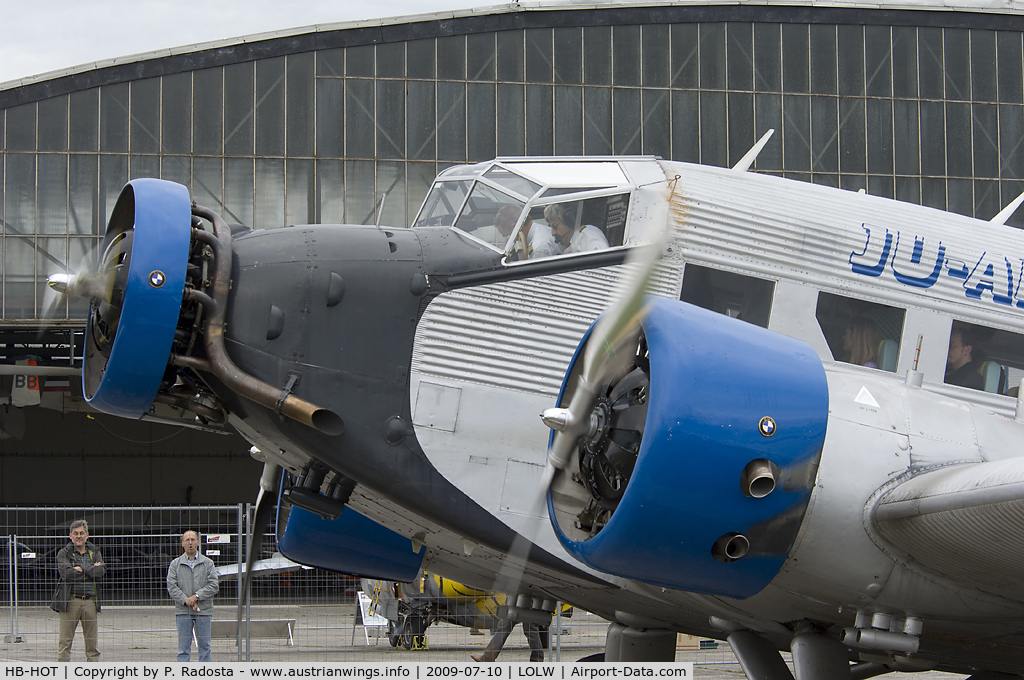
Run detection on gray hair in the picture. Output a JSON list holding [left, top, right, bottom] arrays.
[[70, 519, 88, 533], [543, 203, 567, 225]]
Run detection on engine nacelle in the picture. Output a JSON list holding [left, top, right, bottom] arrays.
[[278, 503, 425, 582], [77, 178, 343, 433], [83, 179, 192, 417], [549, 297, 828, 599]]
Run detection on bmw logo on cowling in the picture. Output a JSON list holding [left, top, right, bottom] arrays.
[[758, 416, 777, 437], [149, 270, 166, 288]]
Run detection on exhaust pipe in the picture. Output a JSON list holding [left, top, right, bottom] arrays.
[[841, 627, 920, 655], [740, 459, 778, 498], [711, 532, 750, 563], [181, 206, 345, 436]]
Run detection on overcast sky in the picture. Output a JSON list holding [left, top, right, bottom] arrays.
[[0, 0, 498, 85]]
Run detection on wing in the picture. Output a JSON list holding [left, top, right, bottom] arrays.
[[873, 458, 1024, 601], [214, 552, 312, 578]]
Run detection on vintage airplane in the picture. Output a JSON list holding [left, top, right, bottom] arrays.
[[46, 130, 1024, 677]]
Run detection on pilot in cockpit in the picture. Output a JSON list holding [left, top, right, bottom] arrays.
[[494, 205, 560, 260], [544, 203, 609, 254]]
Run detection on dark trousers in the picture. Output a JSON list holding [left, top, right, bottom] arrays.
[[478, 619, 548, 662]]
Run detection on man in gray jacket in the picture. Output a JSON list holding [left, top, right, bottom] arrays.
[[166, 530, 219, 662]]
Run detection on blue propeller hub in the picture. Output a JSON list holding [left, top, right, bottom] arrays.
[[549, 297, 829, 599], [84, 179, 192, 418]]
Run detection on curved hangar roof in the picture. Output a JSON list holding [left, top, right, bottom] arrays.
[[6, 0, 1024, 105]]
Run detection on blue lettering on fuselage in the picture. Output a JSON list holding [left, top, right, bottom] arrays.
[[850, 224, 1024, 309]]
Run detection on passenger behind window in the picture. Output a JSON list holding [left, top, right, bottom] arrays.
[[843, 317, 880, 369], [494, 205, 560, 261], [945, 324, 985, 391], [544, 204, 609, 254], [815, 293, 904, 372]]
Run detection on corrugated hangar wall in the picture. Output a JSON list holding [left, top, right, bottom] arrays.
[[3, 2, 1024, 505]]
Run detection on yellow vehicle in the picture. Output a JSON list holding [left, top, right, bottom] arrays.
[[362, 573, 569, 650]]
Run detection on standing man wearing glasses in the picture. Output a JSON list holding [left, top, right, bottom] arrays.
[[54, 520, 105, 662]]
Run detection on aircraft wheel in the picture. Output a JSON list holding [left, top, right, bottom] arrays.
[[387, 622, 401, 648]]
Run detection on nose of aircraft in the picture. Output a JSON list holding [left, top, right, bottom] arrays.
[[74, 178, 345, 434]]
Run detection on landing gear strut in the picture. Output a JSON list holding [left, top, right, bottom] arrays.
[[790, 632, 852, 679], [728, 631, 795, 680]]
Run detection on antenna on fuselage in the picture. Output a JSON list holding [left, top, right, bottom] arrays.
[[375, 192, 389, 228], [731, 128, 775, 172], [990, 189, 1024, 226]]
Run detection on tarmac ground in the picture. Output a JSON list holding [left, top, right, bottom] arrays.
[[0, 605, 966, 679]]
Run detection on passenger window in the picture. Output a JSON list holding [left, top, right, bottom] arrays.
[[680, 265, 775, 329], [945, 321, 1024, 395], [815, 293, 905, 372]]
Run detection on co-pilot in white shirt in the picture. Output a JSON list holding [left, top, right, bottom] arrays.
[[564, 224, 610, 254], [520, 224, 561, 259]]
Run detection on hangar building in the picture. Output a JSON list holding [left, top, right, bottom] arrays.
[[2, 0, 1024, 505]]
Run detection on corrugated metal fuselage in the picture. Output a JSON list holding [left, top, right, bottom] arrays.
[[220, 159, 1024, 672]]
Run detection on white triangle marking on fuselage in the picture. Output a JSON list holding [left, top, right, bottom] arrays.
[[854, 386, 880, 408]]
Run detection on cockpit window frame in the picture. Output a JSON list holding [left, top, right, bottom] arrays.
[[447, 181, 525, 253], [413, 158, 644, 264], [483, 166, 542, 199], [500, 188, 634, 267], [412, 180, 474, 228]]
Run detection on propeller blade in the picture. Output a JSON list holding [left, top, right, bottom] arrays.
[[237, 463, 281, 627], [582, 242, 662, 383], [496, 182, 670, 622], [546, 242, 662, 471]]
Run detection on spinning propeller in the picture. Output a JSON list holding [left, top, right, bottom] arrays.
[[36, 239, 109, 335], [543, 241, 663, 475], [484, 234, 667, 625]]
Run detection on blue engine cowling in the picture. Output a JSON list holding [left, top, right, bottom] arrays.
[[548, 297, 828, 599], [83, 179, 192, 418], [278, 502, 425, 582]]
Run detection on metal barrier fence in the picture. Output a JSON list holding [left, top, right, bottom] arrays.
[[0, 506, 739, 665]]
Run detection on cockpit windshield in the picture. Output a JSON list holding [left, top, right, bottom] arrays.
[[452, 183, 523, 249], [483, 166, 540, 198], [412, 160, 636, 262], [415, 180, 471, 227]]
